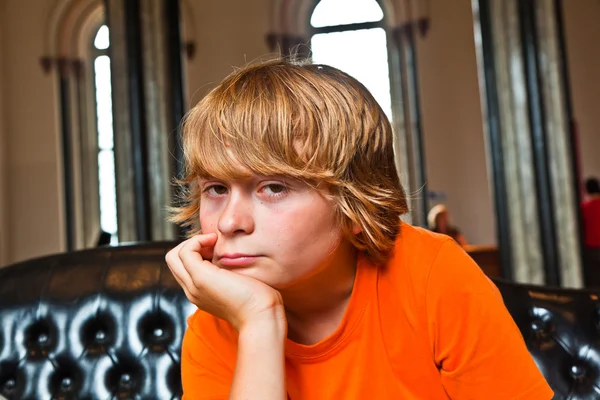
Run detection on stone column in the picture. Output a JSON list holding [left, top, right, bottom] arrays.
[[106, 0, 185, 243], [391, 22, 429, 228], [535, 0, 582, 287], [473, 0, 583, 287]]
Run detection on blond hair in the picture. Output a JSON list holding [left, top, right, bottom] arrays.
[[171, 59, 408, 265]]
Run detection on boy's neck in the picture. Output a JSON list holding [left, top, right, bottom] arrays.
[[280, 241, 358, 345]]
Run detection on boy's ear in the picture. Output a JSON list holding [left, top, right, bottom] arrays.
[[352, 223, 362, 235]]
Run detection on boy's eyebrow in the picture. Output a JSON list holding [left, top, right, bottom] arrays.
[[196, 176, 226, 184], [197, 174, 303, 185]]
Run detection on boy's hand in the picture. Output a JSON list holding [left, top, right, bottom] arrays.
[[166, 233, 286, 332]]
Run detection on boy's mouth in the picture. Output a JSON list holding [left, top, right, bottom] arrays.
[[217, 253, 262, 268]]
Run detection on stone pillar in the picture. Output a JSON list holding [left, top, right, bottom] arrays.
[[391, 22, 429, 228], [74, 60, 102, 250], [473, 0, 583, 287], [535, 0, 582, 288], [106, 0, 185, 243], [40, 56, 101, 251]]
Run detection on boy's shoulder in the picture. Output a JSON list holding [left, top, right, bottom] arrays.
[[386, 222, 494, 297], [391, 222, 455, 271], [396, 221, 451, 246], [381, 222, 478, 296]]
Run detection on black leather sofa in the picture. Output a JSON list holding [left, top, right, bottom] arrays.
[[0, 242, 596, 399], [0, 242, 191, 399]]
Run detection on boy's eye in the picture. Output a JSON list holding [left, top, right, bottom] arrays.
[[205, 185, 228, 195], [263, 184, 286, 194], [260, 183, 288, 197]]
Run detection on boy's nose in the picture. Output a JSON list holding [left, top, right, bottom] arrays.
[[217, 194, 255, 235]]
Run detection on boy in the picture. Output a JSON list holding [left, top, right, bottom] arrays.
[[166, 59, 552, 399]]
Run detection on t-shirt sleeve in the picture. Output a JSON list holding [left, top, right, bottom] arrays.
[[181, 310, 235, 400], [425, 239, 553, 399]]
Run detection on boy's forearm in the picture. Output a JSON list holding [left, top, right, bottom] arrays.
[[229, 319, 287, 400]]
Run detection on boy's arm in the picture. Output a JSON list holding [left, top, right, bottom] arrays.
[[426, 240, 554, 400], [181, 311, 234, 399], [229, 318, 287, 400], [168, 235, 288, 399], [181, 310, 287, 400]]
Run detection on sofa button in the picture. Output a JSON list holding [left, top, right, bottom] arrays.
[[61, 376, 72, 389], [531, 320, 545, 333], [4, 378, 15, 391], [570, 364, 587, 381], [37, 333, 49, 345], [120, 373, 133, 389], [95, 330, 107, 342], [530, 318, 553, 338]]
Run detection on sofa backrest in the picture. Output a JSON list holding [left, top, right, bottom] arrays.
[[494, 278, 600, 399], [0, 242, 596, 399], [0, 242, 193, 399]]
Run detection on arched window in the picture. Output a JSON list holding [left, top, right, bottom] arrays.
[[91, 25, 118, 244], [310, 0, 393, 120], [45, 1, 194, 251]]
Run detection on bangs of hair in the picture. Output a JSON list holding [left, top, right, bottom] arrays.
[[171, 59, 408, 265], [180, 61, 381, 185]]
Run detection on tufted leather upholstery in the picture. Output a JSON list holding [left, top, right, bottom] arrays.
[[495, 279, 600, 399], [0, 242, 597, 399], [0, 242, 192, 400]]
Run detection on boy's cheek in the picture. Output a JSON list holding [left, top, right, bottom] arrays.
[[198, 209, 218, 231], [200, 225, 218, 236]]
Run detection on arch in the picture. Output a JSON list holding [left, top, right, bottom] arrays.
[[73, 4, 105, 57], [276, 0, 399, 37], [310, 0, 384, 28], [389, 0, 431, 32], [265, 0, 307, 53], [267, 0, 284, 35], [279, 0, 296, 35], [43, 0, 73, 56], [43, 0, 196, 60], [43, 0, 102, 59], [180, 0, 197, 48]]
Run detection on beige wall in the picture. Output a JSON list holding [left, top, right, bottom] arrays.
[[563, 0, 600, 182], [3, 0, 63, 266], [185, 0, 272, 106], [2, 0, 598, 264], [0, 0, 273, 266], [414, 0, 600, 245], [416, 0, 496, 245], [0, 0, 7, 265]]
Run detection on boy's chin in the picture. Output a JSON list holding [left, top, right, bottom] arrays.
[[229, 267, 289, 289]]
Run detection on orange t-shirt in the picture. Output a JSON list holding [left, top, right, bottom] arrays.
[[181, 224, 553, 399]]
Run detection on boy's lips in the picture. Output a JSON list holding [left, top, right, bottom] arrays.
[[217, 253, 262, 267]]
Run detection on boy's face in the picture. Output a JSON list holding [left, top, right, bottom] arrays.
[[198, 172, 351, 289]]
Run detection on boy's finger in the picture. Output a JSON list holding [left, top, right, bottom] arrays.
[[199, 240, 215, 261], [179, 233, 219, 278], [185, 232, 217, 251], [179, 233, 217, 260], [166, 245, 197, 294]]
